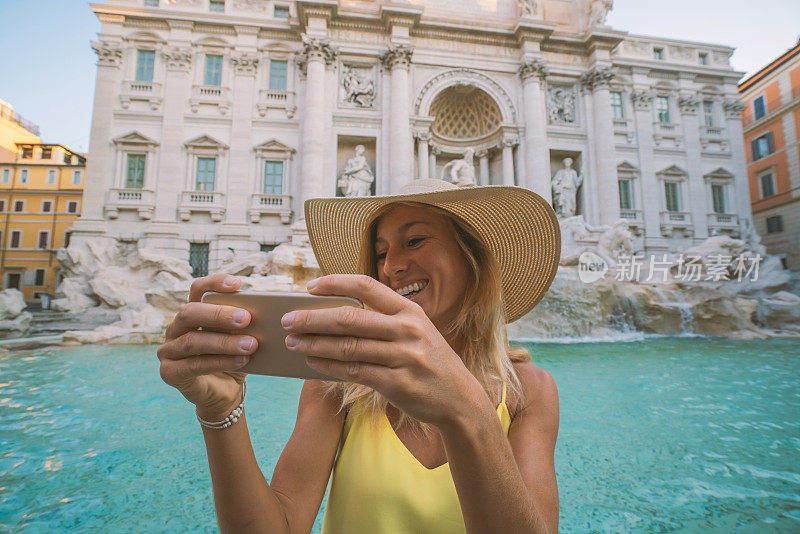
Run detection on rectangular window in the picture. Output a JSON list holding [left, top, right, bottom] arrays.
[[766, 215, 783, 234], [653, 47, 664, 60], [64, 232, 71, 248], [260, 243, 277, 253], [136, 50, 156, 82], [37, 231, 49, 249], [20, 169, 29, 184], [126, 154, 146, 188], [274, 5, 289, 18], [204, 54, 223, 86], [610, 91, 624, 119], [699, 52, 708, 65], [42, 200, 52, 213], [189, 242, 210, 278], [269, 60, 288, 91], [10, 230, 21, 248], [760, 173, 775, 198], [263, 160, 283, 195], [196, 157, 216, 191], [64, 153, 72, 164], [46, 169, 56, 184], [753, 95, 766, 121], [618, 179, 632, 210], [711, 184, 725, 213], [209, 0, 225, 12], [72, 170, 82, 185], [21, 146, 33, 159], [1, 169, 9, 184], [656, 96, 670, 123], [14, 200, 24, 212], [6, 272, 21, 290], [34, 269, 45, 286], [0, 200, 4, 211], [703, 101, 714, 127], [67, 201, 78, 213], [41, 147, 52, 159], [664, 181, 680, 212], [752, 132, 775, 160], [145, 0, 159, 6]]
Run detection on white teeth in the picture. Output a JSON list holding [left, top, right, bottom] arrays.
[[395, 280, 427, 297]]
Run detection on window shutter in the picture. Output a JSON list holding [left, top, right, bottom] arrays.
[[766, 132, 774, 154], [750, 139, 759, 160]]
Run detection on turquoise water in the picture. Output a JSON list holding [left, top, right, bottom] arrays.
[[1, 338, 798, 533]]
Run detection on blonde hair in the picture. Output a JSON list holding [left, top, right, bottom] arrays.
[[325, 202, 529, 433]]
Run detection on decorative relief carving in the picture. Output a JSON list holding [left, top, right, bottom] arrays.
[[91, 41, 123, 67], [162, 47, 193, 71], [518, 58, 548, 82], [588, 0, 613, 27], [341, 65, 375, 108], [297, 35, 338, 74], [520, 0, 539, 17], [501, 135, 520, 148], [631, 89, 654, 111], [678, 94, 700, 115], [232, 53, 259, 75], [379, 45, 413, 71], [414, 68, 517, 123], [621, 40, 651, 57], [668, 45, 694, 60], [232, 0, 267, 12], [580, 67, 615, 91], [546, 85, 577, 125], [723, 99, 746, 118]]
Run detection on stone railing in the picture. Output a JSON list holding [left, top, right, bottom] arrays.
[[660, 210, 693, 237], [104, 188, 155, 220], [189, 85, 231, 114], [257, 89, 296, 118], [619, 209, 644, 236], [248, 194, 293, 223], [652, 121, 683, 148], [178, 190, 225, 222], [119, 80, 163, 110]]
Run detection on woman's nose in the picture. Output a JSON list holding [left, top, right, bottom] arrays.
[[382, 247, 408, 277]]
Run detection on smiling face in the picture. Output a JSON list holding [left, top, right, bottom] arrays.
[[373, 204, 472, 332]]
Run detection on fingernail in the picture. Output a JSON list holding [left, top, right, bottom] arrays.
[[224, 276, 239, 287], [281, 312, 295, 328], [285, 335, 299, 348], [233, 310, 248, 324], [234, 355, 248, 366], [306, 278, 320, 290], [239, 337, 254, 351]]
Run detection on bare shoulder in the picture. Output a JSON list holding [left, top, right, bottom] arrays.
[[508, 361, 559, 423]]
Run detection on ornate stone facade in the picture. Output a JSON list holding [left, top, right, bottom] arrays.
[[74, 0, 752, 272]]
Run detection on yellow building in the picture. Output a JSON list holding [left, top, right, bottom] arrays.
[[0, 142, 86, 303], [0, 98, 41, 158]]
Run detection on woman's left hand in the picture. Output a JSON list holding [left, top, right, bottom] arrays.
[[281, 274, 485, 428]]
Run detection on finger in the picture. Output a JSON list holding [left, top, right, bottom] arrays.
[[282, 305, 399, 340], [304, 355, 390, 387], [158, 330, 257, 361], [166, 301, 252, 340], [307, 274, 409, 316], [285, 333, 398, 367], [160, 353, 251, 388], [188, 272, 242, 303]]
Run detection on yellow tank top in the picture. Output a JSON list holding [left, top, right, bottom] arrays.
[[321, 383, 511, 534]]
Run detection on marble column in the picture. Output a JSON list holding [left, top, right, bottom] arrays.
[[501, 137, 517, 186], [631, 87, 663, 246], [476, 149, 489, 185], [519, 58, 550, 199], [678, 93, 708, 240], [227, 53, 259, 227], [429, 146, 439, 181], [583, 66, 620, 225], [380, 45, 413, 193], [416, 132, 429, 180], [723, 99, 751, 226], [299, 37, 337, 206]]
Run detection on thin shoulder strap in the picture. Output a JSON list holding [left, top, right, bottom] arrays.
[[501, 381, 507, 405]]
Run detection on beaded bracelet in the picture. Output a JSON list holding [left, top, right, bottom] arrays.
[[196, 382, 246, 430]]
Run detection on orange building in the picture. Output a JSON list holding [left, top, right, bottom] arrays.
[[739, 39, 800, 271]]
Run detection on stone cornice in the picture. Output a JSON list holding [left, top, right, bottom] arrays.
[[583, 29, 626, 54], [513, 19, 557, 46], [380, 4, 423, 30], [296, 0, 338, 30], [723, 99, 746, 119]]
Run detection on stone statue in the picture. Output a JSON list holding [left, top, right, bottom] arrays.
[[441, 148, 476, 187], [597, 219, 634, 261], [547, 86, 577, 125], [342, 67, 375, 107], [589, 0, 613, 27], [551, 158, 583, 218], [520, 0, 538, 16], [337, 145, 374, 197]]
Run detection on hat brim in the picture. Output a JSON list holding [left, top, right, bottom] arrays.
[[304, 185, 561, 323]]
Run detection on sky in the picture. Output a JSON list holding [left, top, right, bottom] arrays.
[[0, 0, 798, 152]]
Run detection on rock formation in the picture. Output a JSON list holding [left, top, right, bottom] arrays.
[[0, 289, 32, 339]]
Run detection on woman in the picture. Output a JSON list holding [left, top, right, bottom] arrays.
[[157, 179, 562, 533]]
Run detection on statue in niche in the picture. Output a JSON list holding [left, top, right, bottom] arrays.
[[520, 0, 538, 16], [342, 67, 375, 108], [338, 145, 374, 197], [589, 0, 613, 27], [441, 148, 476, 187], [547, 86, 576, 125], [551, 158, 584, 218]]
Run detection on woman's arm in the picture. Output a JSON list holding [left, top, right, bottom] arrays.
[[440, 362, 559, 534], [202, 380, 344, 534]]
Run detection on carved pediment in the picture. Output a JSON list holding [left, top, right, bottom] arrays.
[[253, 138, 295, 154], [617, 161, 639, 173], [656, 164, 687, 179], [185, 135, 229, 150], [113, 131, 159, 147], [704, 167, 734, 181]]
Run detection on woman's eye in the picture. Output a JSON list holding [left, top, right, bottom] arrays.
[[376, 252, 386, 261], [408, 237, 425, 247]]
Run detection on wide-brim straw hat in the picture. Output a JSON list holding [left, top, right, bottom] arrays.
[[304, 179, 561, 323]]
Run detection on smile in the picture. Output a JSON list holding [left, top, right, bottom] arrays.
[[395, 280, 429, 298]]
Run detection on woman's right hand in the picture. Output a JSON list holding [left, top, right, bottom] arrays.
[[157, 273, 258, 421]]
